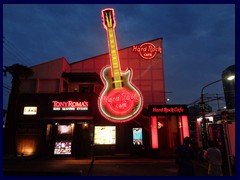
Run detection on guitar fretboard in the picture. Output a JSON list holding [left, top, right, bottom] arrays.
[[104, 10, 123, 89]]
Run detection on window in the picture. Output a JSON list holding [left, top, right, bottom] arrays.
[[94, 126, 116, 145], [63, 81, 68, 92], [79, 84, 94, 93]]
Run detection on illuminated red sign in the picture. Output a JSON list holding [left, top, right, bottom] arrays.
[[52, 100, 88, 111], [149, 105, 188, 115], [151, 116, 159, 149], [101, 88, 140, 116], [98, 8, 143, 122], [132, 42, 162, 59]]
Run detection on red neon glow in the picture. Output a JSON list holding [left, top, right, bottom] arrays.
[[181, 115, 190, 138], [102, 88, 139, 115], [101, 8, 121, 78], [152, 107, 185, 113], [151, 116, 159, 149], [99, 66, 143, 122], [52, 100, 88, 110], [178, 117, 183, 145], [195, 119, 201, 147], [132, 42, 162, 59], [102, 8, 116, 30], [98, 8, 143, 122]]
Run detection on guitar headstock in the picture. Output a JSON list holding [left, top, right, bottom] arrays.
[[102, 8, 116, 30]]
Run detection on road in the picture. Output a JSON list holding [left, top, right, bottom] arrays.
[[3, 157, 211, 176]]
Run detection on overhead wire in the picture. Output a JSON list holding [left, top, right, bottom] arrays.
[[3, 46, 28, 65], [3, 36, 32, 66], [3, 36, 34, 110]]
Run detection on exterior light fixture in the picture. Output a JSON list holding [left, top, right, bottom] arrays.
[[227, 75, 235, 81]]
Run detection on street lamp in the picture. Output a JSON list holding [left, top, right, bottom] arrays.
[[200, 75, 235, 149], [200, 79, 222, 149]]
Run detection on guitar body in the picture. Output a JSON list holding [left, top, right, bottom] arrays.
[[98, 66, 143, 122]]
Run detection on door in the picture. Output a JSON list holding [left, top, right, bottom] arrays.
[[74, 123, 91, 159]]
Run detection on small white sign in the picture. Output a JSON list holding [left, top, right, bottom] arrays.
[[23, 106, 37, 115]]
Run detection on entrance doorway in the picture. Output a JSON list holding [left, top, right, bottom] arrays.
[[158, 116, 179, 151], [73, 123, 91, 159]]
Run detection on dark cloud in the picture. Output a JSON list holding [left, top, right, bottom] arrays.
[[3, 4, 235, 110]]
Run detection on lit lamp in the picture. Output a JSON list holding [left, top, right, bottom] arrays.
[[200, 75, 235, 149], [227, 75, 235, 81], [83, 122, 89, 130]]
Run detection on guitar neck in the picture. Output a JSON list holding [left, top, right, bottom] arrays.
[[107, 27, 122, 87]]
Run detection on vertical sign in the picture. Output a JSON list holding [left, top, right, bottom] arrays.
[[98, 8, 143, 122], [151, 116, 158, 149], [181, 115, 190, 138], [178, 117, 183, 145]]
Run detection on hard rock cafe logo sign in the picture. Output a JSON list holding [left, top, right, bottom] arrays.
[[132, 42, 162, 59], [101, 89, 139, 116], [149, 105, 188, 116], [152, 107, 185, 114]]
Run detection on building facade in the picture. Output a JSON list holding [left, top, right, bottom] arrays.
[[10, 38, 190, 158]]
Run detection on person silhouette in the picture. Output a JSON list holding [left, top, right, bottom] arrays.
[[203, 140, 223, 176], [175, 137, 196, 176]]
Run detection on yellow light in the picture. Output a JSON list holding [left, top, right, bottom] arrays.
[[17, 138, 36, 156]]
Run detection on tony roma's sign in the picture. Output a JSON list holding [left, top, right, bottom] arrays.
[[52, 100, 89, 111], [148, 105, 188, 116]]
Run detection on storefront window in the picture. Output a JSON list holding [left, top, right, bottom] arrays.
[[94, 126, 116, 145], [58, 124, 73, 135], [54, 123, 74, 155]]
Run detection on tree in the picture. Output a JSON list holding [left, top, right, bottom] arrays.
[[3, 64, 34, 156]]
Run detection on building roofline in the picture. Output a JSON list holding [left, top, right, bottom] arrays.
[[31, 57, 69, 68], [70, 37, 163, 65]]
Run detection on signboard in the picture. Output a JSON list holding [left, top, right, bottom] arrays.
[[52, 100, 88, 111], [133, 128, 143, 145], [148, 105, 188, 116], [198, 102, 209, 112], [23, 106, 37, 115], [132, 42, 162, 59], [98, 8, 143, 122], [54, 141, 72, 155]]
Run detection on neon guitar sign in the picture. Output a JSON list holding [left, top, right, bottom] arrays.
[[98, 8, 143, 122]]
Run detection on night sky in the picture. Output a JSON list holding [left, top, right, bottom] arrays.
[[3, 3, 235, 111]]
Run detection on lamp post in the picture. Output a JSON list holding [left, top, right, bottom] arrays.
[[200, 73, 235, 176], [200, 75, 235, 149], [200, 79, 222, 149]]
